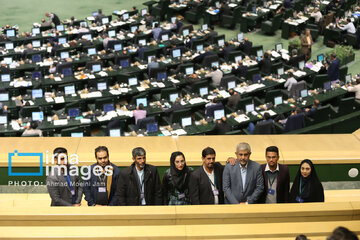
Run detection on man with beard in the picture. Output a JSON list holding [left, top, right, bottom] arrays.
[[83, 146, 120, 206]]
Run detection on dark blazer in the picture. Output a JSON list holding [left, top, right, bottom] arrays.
[[260, 164, 290, 203], [115, 163, 162, 206], [239, 40, 252, 56], [83, 163, 120, 206], [231, 65, 247, 78], [52, 13, 61, 26], [327, 58, 340, 81], [189, 162, 224, 205], [260, 58, 272, 75], [226, 93, 241, 111], [221, 46, 234, 61]]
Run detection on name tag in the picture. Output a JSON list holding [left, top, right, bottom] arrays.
[[98, 187, 106, 193], [296, 196, 304, 203], [70, 190, 75, 196], [140, 193, 144, 199], [268, 189, 275, 195], [213, 189, 219, 196], [178, 193, 185, 199]]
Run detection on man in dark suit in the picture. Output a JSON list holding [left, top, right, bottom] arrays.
[[83, 146, 121, 206], [45, 12, 61, 26], [260, 146, 290, 203], [115, 147, 162, 205], [260, 52, 272, 75], [239, 37, 252, 56], [226, 89, 241, 111], [231, 59, 247, 78], [287, 49, 305, 68], [220, 42, 234, 61], [327, 53, 340, 82], [0, 61, 10, 74], [189, 147, 224, 204]]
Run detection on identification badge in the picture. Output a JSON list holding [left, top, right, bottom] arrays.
[[296, 196, 304, 203], [268, 189, 275, 195], [98, 187, 106, 193], [70, 190, 75, 196], [178, 193, 185, 199], [140, 193, 144, 199], [213, 189, 219, 196]]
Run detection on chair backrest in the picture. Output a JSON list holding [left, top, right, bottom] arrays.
[[172, 108, 192, 124], [312, 74, 328, 89], [202, 54, 219, 68], [106, 40, 122, 50], [254, 121, 276, 134], [284, 113, 305, 132], [205, 103, 224, 118], [338, 97, 356, 116], [220, 74, 238, 89], [289, 80, 307, 99], [237, 96, 253, 111], [56, 62, 72, 74], [137, 116, 156, 130], [313, 104, 335, 123], [160, 87, 178, 100], [265, 89, 287, 104]]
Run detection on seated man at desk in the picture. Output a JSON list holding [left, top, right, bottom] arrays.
[[304, 99, 320, 117], [310, 8, 323, 23], [259, 52, 272, 75], [95, 9, 106, 24], [238, 37, 252, 56], [22, 121, 43, 137], [205, 65, 223, 87], [346, 78, 360, 102], [337, 18, 356, 35], [226, 89, 241, 111], [287, 49, 304, 68], [284, 72, 297, 91], [231, 59, 247, 78]]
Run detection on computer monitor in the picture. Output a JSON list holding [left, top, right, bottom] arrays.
[[87, 48, 96, 55], [131, 26, 138, 33], [147, 123, 158, 133], [104, 103, 114, 113], [122, 13, 129, 20], [141, 9, 147, 16], [161, 34, 169, 41], [171, 17, 177, 24], [199, 87, 208, 96], [277, 68, 284, 76], [182, 29, 189, 37], [5, 42, 14, 50], [196, 44, 203, 52], [1, 74, 10, 82], [128, 77, 138, 86], [58, 37, 67, 44], [92, 64, 101, 72], [227, 81, 236, 89], [92, 11, 99, 17], [211, 61, 219, 68], [275, 43, 283, 52], [120, 59, 130, 68], [32, 89, 43, 98], [237, 33, 244, 42], [234, 56, 242, 63], [274, 96, 283, 105], [32, 111, 44, 121], [80, 21, 88, 27], [114, 43, 122, 51], [6, 29, 15, 37], [108, 30, 116, 38], [300, 89, 308, 98], [172, 49, 181, 58], [253, 74, 261, 83], [136, 98, 148, 107], [202, 24, 208, 31], [109, 128, 121, 137], [64, 85, 76, 95], [32, 28, 40, 35], [214, 109, 225, 120], [245, 103, 254, 113], [97, 82, 107, 91], [83, 34, 92, 41], [215, 1, 220, 8], [68, 108, 80, 118], [0, 93, 9, 101], [32, 54, 41, 63], [256, 50, 263, 58], [181, 117, 192, 127], [56, 25, 65, 31], [0, 115, 7, 124], [60, 51, 69, 59], [169, 93, 178, 102], [62, 68, 73, 77], [147, 55, 155, 63], [32, 71, 42, 79], [138, 39, 146, 46], [71, 132, 84, 137], [4, 57, 12, 65], [323, 81, 331, 90], [345, 73, 352, 83], [298, 61, 305, 70], [185, 67, 194, 75], [218, 39, 225, 47], [317, 54, 324, 62], [157, 72, 167, 80], [102, 17, 109, 24]]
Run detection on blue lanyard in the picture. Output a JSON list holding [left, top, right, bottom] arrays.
[[65, 175, 76, 204]]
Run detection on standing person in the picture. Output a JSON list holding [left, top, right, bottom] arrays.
[[289, 159, 324, 203], [327, 53, 340, 82], [301, 29, 313, 61], [162, 151, 192, 205], [45, 12, 61, 26]]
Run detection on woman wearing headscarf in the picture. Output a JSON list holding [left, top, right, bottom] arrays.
[[289, 159, 324, 203], [162, 151, 192, 205]]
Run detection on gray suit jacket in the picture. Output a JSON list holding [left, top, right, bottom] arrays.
[[223, 159, 264, 204], [46, 166, 83, 206]]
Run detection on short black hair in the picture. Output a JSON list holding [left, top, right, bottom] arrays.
[[53, 147, 67, 156], [30, 121, 38, 129], [263, 112, 271, 120], [95, 146, 109, 158], [202, 147, 216, 157], [266, 146, 279, 155]]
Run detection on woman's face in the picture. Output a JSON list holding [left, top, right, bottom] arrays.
[[174, 155, 185, 171], [301, 162, 311, 178]]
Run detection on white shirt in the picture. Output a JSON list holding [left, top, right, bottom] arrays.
[[239, 163, 248, 190], [310, 11, 322, 22], [340, 22, 356, 34], [284, 77, 297, 91], [205, 69, 223, 87], [136, 167, 146, 205], [347, 84, 360, 100], [203, 166, 218, 204]]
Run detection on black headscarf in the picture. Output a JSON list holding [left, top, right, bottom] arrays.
[[170, 151, 190, 192], [289, 159, 324, 203]]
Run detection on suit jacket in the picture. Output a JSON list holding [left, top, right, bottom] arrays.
[[327, 58, 340, 81], [46, 165, 83, 206], [115, 163, 162, 206], [189, 162, 224, 205], [214, 121, 232, 134], [260, 58, 272, 75], [239, 40, 252, 56], [231, 65, 247, 78], [260, 164, 290, 203], [226, 93, 241, 111], [223, 159, 264, 204], [83, 163, 120, 206]]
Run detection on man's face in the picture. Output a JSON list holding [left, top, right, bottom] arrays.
[[56, 153, 68, 166], [236, 150, 251, 167], [96, 150, 109, 168], [133, 155, 146, 170], [266, 151, 279, 169], [202, 154, 216, 170]]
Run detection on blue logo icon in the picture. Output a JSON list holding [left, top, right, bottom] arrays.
[[8, 150, 43, 176]]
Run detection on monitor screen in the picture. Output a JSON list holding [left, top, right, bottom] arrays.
[[157, 72, 167, 80], [83, 34, 92, 41], [218, 39, 225, 47], [32, 71, 42, 79], [300, 89, 308, 98], [62, 68, 73, 77], [104, 103, 114, 112], [1, 74, 10, 82], [172, 49, 181, 58], [275, 43, 283, 51], [202, 24, 208, 31], [80, 21, 88, 27], [60, 51, 69, 59], [299, 61, 305, 70], [123, 13, 129, 20], [128, 77, 138, 86], [6, 29, 15, 37], [32, 111, 44, 121], [71, 132, 83, 137], [238, 33, 244, 42], [181, 117, 192, 127], [169, 93, 178, 102], [0, 115, 7, 124], [277, 68, 284, 76], [256, 50, 263, 58], [317, 54, 324, 62], [108, 30, 116, 37], [182, 29, 189, 37], [102, 17, 109, 24], [147, 123, 158, 133], [245, 104, 254, 113], [136, 98, 148, 107], [5, 42, 14, 50], [345, 74, 352, 83], [215, 1, 220, 8], [114, 43, 122, 51], [161, 34, 169, 41], [141, 9, 147, 16], [211, 61, 219, 68], [58, 37, 67, 44], [32, 54, 41, 63], [324, 81, 331, 90], [196, 44, 203, 52], [214, 109, 225, 120], [171, 17, 177, 24], [0, 93, 9, 101], [234, 56, 242, 63], [185, 67, 194, 75], [97, 82, 107, 90], [92, 11, 99, 17], [138, 39, 146, 46], [92, 64, 101, 72], [32, 28, 40, 35], [120, 59, 130, 68], [147, 55, 155, 63], [56, 25, 65, 31], [199, 87, 208, 96], [253, 74, 261, 83], [109, 128, 121, 137], [32, 89, 43, 98], [4, 57, 12, 65], [227, 81, 236, 89], [131, 26, 138, 33], [68, 108, 80, 118], [65, 85, 75, 95], [87, 48, 96, 55], [274, 96, 283, 105]]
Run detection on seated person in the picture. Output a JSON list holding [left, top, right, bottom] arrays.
[[304, 99, 320, 117], [133, 103, 147, 124], [287, 49, 304, 68], [95, 9, 106, 24], [214, 117, 232, 134], [152, 23, 162, 41], [205, 98, 223, 117], [247, 112, 274, 134], [136, 44, 149, 60], [205, 66, 223, 87], [284, 73, 297, 91], [346, 77, 360, 102], [220, 42, 234, 62], [259, 52, 272, 75], [337, 18, 356, 35], [231, 59, 247, 78], [226, 89, 241, 111], [238, 37, 252, 56], [78, 23, 89, 33], [148, 57, 160, 75], [310, 8, 322, 23], [22, 121, 43, 137]]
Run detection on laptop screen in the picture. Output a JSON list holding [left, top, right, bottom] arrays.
[[228, 81, 236, 89], [102, 18, 109, 24], [181, 117, 192, 127], [131, 26, 138, 33], [245, 104, 254, 113], [32, 112, 44, 121], [214, 109, 225, 120], [199, 87, 208, 96], [108, 30, 116, 37], [182, 29, 189, 37], [60, 51, 69, 59], [97, 82, 107, 91], [6, 29, 15, 37], [218, 39, 225, 47], [109, 128, 121, 137], [32, 54, 42, 63], [157, 72, 167, 80], [274, 96, 283, 105], [0, 93, 9, 101], [172, 49, 181, 58], [298, 61, 305, 70], [71, 132, 83, 137], [120, 59, 130, 68], [275, 43, 283, 51], [58, 37, 67, 44], [87, 48, 96, 55], [114, 44, 122, 51], [237, 33, 244, 42], [211, 61, 219, 68], [324, 81, 331, 90], [64, 85, 75, 95], [136, 98, 148, 107], [300, 89, 308, 98], [253, 74, 261, 83], [169, 93, 178, 102], [92, 64, 101, 72], [62, 68, 73, 77], [196, 44, 203, 52], [317, 54, 324, 62], [202, 24, 208, 31], [5, 42, 14, 50], [277, 68, 284, 76], [1, 74, 11, 82], [32, 28, 40, 35], [56, 25, 65, 31], [234, 56, 242, 63], [32, 89, 43, 98], [147, 123, 158, 133], [32, 71, 42, 79], [128, 77, 138, 86], [0, 115, 7, 124], [185, 67, 194, 75]]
